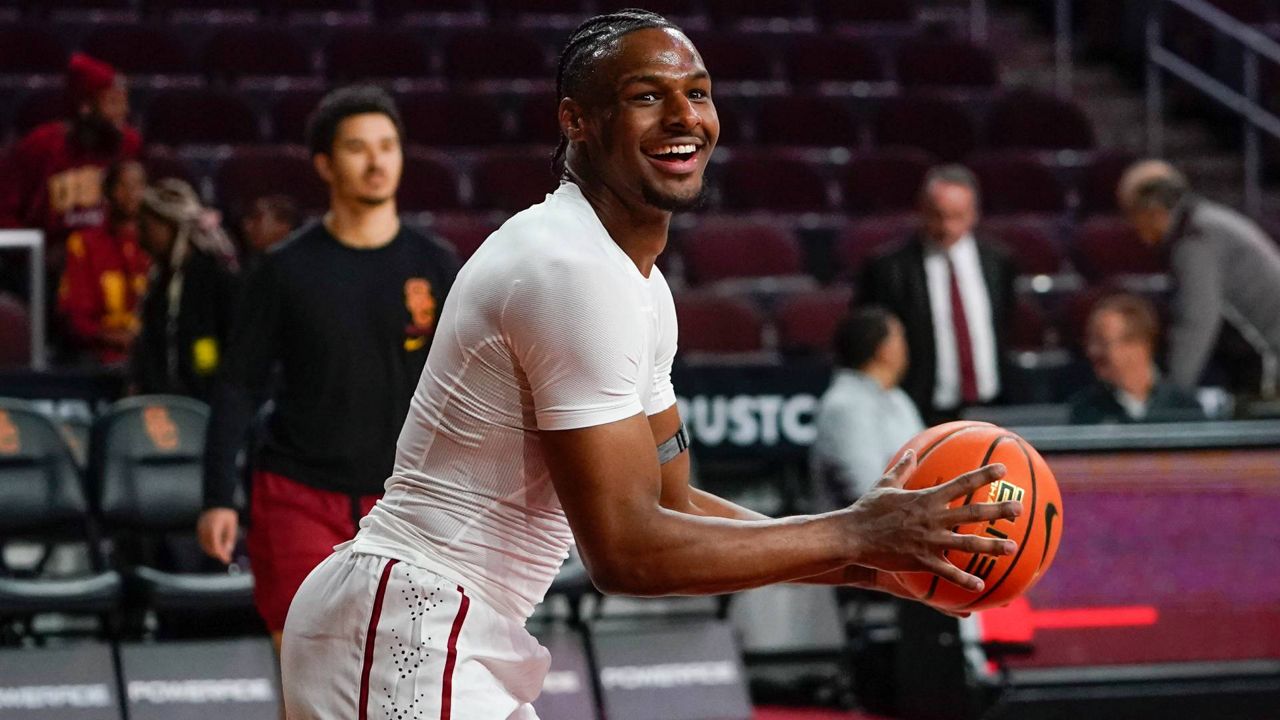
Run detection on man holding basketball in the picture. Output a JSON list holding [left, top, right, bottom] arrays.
[[281, 11, 1022, 719]]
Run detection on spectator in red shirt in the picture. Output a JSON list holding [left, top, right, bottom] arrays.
[[57, 159, 149, 366], [0, 53, 143, 274]]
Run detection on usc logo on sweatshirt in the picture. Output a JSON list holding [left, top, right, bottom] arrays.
[[403, 278, 437, 352]]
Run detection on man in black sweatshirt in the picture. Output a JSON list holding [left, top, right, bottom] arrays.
[[197, 85, 459, 648]]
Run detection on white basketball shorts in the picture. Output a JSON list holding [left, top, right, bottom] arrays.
[[281, 546, 551, 720]]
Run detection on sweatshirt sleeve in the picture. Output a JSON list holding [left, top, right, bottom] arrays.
[[1166, 235, 1224, 390]]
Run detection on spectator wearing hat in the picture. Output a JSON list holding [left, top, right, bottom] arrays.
[[130, 179, 239, 401]]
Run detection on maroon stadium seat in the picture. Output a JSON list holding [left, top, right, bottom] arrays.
[[706, 0, 809, 24], [326, 28, 432, 82], [398, 91, 507, 147], [786, 36, 885, 85], [687, 33, 777, 83], [270, 88, 326, 145], [982, 217, 1063, 276], [445, 30, 548, 83], [431, 215, 499, 262], [755, 95, 858, 147], [776, 286, 855, 355], [595, 0, 699, 16], [674, 293, 765, 353], [1009, 296, 1049, 351], [398, 151, 462, 212], [1078, 150, 1137, 217], [895, 40, 999, 89], [968, 153, 1068, 215], [12, 88, 67, 138], [216, 146, 328, 218], [841, 148, 934, 214], [835, 215, 916, 279], [985, 90, 1096, 151], [471, 151, 557, 213], [0, 25, 67, 74], [872, 96, 977, 161], [149, 0, 260, 12], [815, 0, 917, 25], [719, 154, 832, 213], [81, 25, 195, 75], [146, 89, 261, 145], [1072, 216, 1167, 283], [0, 293, 31, 369], [204, 27, 313, 81], [681, 222, 804, 285], [142, 150, 197, 185], [513, 93, 561, 146]]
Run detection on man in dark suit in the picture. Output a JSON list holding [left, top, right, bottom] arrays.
[[858, 165, 1017, 423]]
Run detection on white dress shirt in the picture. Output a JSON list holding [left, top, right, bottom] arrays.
[[923, 234, 1000, 409]]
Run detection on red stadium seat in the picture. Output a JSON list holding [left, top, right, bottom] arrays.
[[1078, 150, 1137, 217], [872, 96, 978, 162], [841, 148, 934, 214], [1072, 216, 1167, 282], [776, 286, 855, 355], [0, 293, 31, 369], [398, 91, 508, 147], [786, 36, 885, 85], [985, 90, 1096, 151], [755, 95, 858, 147], [326, 28, 432, 82], [681, 222, 804, 285], [674, 293, 766, 353], [0, 25, 67, 74], [513, 93, 561, 146], [815, 0, 917, 25], [444, 30, 549, 83], [1009, 296, 1049, 351], [895, 40, 999, 89], [706, 0, 809, 24], [982, 216, 1064, 276], [719, 154, 832, 213], [471, 151, 557, 212], [270, 88, 326, 145], [81, 25, 195, 75], [204, 27, 314, 81], [968, 153, 1068, 215], [216, 146, 329, 218], [431, 215, 499, 262], [687, 33, 777, 83], [146, 89, 261, 145], [835, 215, 916, 279], [398, 151, 462, 212]]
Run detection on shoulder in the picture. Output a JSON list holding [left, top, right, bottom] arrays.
[[398, 224, 460, 266], [15, 121, 67, 156]]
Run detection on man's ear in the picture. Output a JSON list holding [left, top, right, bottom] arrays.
[[559, 98, 588, 143], [313, 153, 333, 185]]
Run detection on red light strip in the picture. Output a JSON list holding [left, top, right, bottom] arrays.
[[1031, 606, 1159, 629]]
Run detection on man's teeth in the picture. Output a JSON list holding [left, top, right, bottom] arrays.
[[651, 144, 697, 157]]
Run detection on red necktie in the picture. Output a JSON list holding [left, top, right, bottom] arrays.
[[947, 255, 979, 404]]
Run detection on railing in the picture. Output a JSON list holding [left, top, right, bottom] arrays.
[[0, 230, 46, 370], [1146, 0, 1280, 218]]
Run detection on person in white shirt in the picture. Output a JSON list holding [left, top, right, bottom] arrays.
[[280, 11, 1023, 720], [812, 307, 926, 509]]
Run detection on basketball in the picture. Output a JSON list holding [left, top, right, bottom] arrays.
[[886, 421, 1064, 612]]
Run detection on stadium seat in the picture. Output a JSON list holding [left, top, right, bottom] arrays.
[[1009, 295, 1049, 351], [1072, 216, 1167, 282], [11, 87, 66, 138], [786, 36, 886, 85], [815, 0, 917, 25], [215, 146, 329, 218], [399, 151, 463, 212], [595, 0, 698, 16], [81, 25, 196, 76], [755, 95, 859, 147], [430, 215, 499, 262], [1078, 150, 1137, 217], [270, 88, 326, 145], [398, 91, 508, 147], [982, 216, 1064, 276], [0, 399, 122, 625], [0, 293, 31, 369], [513, 93, 561, 146], [835, 215, 917, 279], [145, 88, 262, 145], [968, 153, 1068, 215], [490, 0, 584, 26], [986, 90, 1096, 151], [719, 154, 833, 213], [776, 285, 855, 355], [90, 396, 254, 618], [326, 28, 432, 82], [471, 151, 558, 212], [841, 148, 934, 214], [444, 30, 549, 83], [673, 292, 766, 353], [687, 33, 778, 83], [895, 40, 999, 89], [142, 150, 197, 185], [872, 96, 978, 162], [0, 25, 67, 74], [706, 0, 810, 25], [204, 27, 314, 81], [681, 222, 804, 285]]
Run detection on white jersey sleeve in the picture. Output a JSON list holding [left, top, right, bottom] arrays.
[[503, 258, 646, 431], [645, 273, 678, 416]]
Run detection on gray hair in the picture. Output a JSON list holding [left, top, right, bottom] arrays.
[[920, 164, 981, 206]]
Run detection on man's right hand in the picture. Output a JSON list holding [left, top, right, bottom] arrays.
[[842, 450, 1023, 593], [197, 507, 239, 564]]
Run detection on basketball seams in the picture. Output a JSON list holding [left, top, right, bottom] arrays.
[[924, 431, 1012, 602], [958, 436, 1039, 610]]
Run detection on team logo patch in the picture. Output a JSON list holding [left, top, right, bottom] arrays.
[[403, 278, 437, 351], [0, 410, 19, 455], [143, 406, 179, 451]]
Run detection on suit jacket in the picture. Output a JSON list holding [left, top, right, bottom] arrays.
[[1067, 379, 1205, 424], [857, 231, 1017, 421]]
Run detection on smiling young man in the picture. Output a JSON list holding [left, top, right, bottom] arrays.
[[197, 85, 458, 650], [280, 12, 1022, 720]]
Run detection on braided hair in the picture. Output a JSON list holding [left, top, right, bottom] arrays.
[[551, 9, 679, 178]]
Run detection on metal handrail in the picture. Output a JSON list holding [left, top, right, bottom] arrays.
[[0, 230, 46, 370]]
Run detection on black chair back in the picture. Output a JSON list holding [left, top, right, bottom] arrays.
[[0, 398, 89, 539]]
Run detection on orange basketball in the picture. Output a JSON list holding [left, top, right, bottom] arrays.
[[885, 421, 1064, 612]]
